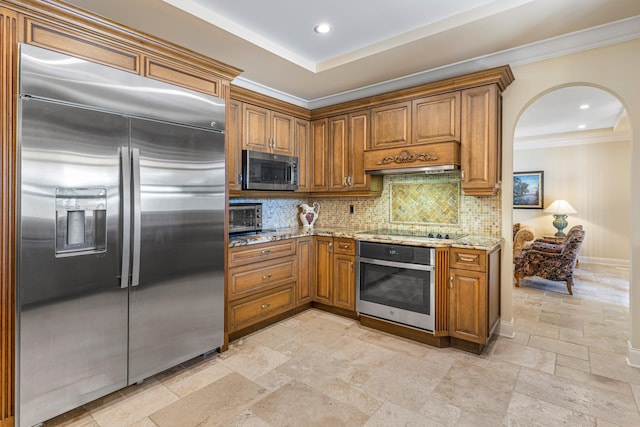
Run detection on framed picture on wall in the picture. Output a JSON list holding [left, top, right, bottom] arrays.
[[513, 171, 544, 209]]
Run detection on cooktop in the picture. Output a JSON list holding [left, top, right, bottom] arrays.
[[358, 228, 468, 240]]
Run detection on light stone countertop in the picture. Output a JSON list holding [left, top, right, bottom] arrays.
[[229, 227, 503, 251]]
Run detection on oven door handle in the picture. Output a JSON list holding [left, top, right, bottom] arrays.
[[357, 256, 435, 272]]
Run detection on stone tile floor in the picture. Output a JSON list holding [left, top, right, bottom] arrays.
[[47, 263, 640, 426]]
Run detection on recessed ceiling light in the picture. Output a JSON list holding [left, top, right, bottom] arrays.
[[580, 104, 590, 110], [578, 124, 586, 129], [314, 24, 331, 34]]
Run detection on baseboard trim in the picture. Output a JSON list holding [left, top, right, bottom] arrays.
[[627, 341, 640, 368], [498, 318, 515, 338], [579, 256, 629, 267]]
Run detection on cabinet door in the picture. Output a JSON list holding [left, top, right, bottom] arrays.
[[144, 57, 222, 97], [310, 119, 329, 192], [227, 99, 243, 191], [449, 268, 487, 344], [370, 101, 411, 149], [333, 253, 355, 311], [297, 237, 313, 305], [412, 92, 460, 144], [25, 17, 140, 73], [242, 103, 270, 152], [295, 118, 310, 193], [348, 110, 370, 191], [329, 115, 349, 191], [460, 85, 499, 196], [271, 111, 295, 155], [313, 237, 333, 305]]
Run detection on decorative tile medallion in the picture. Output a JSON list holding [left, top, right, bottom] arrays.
[[390, 181, 459, 224]]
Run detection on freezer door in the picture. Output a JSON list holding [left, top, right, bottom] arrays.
[[17, 98, 129, 427], [128, 118, 225, 383]]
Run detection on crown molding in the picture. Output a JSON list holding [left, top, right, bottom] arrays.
[[514, 128, 631, 150]]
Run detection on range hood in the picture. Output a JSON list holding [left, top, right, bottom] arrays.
[[367, 164, 459, 175], [363, 142, 461, 175]]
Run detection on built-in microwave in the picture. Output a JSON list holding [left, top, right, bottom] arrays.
[[229, 202, 262, 235], [242, 150, 298, 191]]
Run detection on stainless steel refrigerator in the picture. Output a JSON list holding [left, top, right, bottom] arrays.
[[16, 44, 226, 427]]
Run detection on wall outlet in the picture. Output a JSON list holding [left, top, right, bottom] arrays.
[[349, 205, 354, 214]]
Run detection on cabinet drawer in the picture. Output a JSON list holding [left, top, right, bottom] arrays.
[[228, 284, 295, 332], [450, 248, 486, 272], [334, 238, 356, 255], [229, 240, 296, 267], [229, 257, 296, 299]]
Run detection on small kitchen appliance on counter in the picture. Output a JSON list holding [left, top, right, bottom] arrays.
[[229, 202, 263, 234]]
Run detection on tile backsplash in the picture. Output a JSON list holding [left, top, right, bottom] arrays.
[[231, 172, 502, 237]]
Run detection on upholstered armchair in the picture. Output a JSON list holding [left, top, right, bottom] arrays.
[[513, 223, 535, 256], [513, 227, 585, 295]]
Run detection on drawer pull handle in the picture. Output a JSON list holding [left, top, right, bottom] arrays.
[[459, 255, 475, 262], [262, 274, 272, 280], [449, 276, 454, 289], [339, 244, 350, 249], [261, 303, 271, 309], [261, 249, 271, 255]]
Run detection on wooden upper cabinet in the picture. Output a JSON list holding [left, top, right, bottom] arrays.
[[348, 110, 371, 191], [227, 99, 243, 191], [25, 17, 141, 73], [370, 101, 411, 149], [460, 85, 500, 196], [295, 118, 310, 193], [271, 111, 295, 155], [310, 118, 329, 192], [242, 104, 294, 156], [242, 103, 270, 152], [323, 111, 374, 193], [144, 57, 221, 97], [329, 115, 349, 191], [412, 92, 460, 144]]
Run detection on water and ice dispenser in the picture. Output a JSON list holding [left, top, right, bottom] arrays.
[[55, 187, 107, 256]]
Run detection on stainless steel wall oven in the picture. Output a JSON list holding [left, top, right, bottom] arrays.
[[356, 241, 435, 331]]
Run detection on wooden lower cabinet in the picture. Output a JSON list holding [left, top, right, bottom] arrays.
[[313, 236, 333, 305], [296, 237, 313, 304], [448, 247, 501, 348], [313, 237, 356, 311], [228, 284, 296, 332], [228, 240, 301, 335]]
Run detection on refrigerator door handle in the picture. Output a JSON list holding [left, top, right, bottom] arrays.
[[131, 148, 142, 287], [120, 146, 131, 289]]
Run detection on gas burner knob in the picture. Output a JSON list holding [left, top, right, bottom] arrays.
[[436, 233, 443, 239], [445, 234, 450, 239], [428, 233, 434, 238]]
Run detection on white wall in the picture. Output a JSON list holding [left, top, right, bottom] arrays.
[[513, 140, 630, 265], [500, 37, 640, 366]]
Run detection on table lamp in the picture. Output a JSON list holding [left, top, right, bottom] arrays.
[[544, 200, 577, 237]]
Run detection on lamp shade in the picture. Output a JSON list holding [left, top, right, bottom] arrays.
[[544, 199, 577, 215]]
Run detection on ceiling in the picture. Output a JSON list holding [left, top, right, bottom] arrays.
[[61, 0, 638, 138]]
